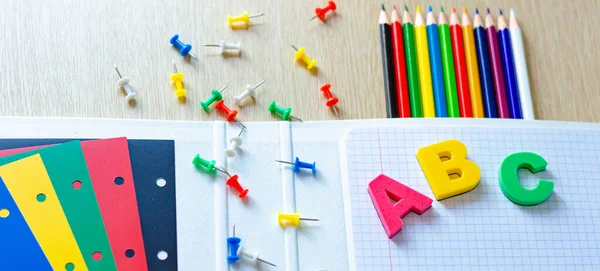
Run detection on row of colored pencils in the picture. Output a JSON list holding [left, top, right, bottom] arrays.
[[379, 5, 534, 120]]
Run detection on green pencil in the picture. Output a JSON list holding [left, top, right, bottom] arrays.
[[438, 7, 460, 117], [403, 6, 423, 117]]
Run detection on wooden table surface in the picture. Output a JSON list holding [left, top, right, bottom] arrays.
[[1, 0, 598, 122]]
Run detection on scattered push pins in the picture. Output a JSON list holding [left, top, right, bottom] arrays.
[[226, 174, 248, 198], [192, 154, 229, 176], [292, 45, 318, 70], [227, 223, 241, 263], [203, 40, 242, 55], [234, 79, 266, 106], [227, 11, 264, 28], [268, 101, 302, 122], [237, 246, 277, 267], [276, 157, 316, 174], [224, 136, 243, 158], [200, 84, 228, 112], [170, 34, 197, 59], [215, 100, 246, 129], [320, 84, 339, 116], [277, 211, 319, 227], [170, 59, 187, 98], [310, 1, 337, 21], [114, 65, 137, 102]]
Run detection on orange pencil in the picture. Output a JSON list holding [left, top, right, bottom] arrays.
[[461, 8, 485, 118]]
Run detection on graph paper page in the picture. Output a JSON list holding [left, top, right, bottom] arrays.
[[340, 126, 600, 270]]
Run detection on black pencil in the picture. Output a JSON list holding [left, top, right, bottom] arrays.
[[379, 4, 399, 118]]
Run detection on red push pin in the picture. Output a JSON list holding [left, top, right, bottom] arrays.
[[320, 84, 339, 116], [215, 100, 246, 129], [226, 174, 248, 198], [310, 1, 337, 21]]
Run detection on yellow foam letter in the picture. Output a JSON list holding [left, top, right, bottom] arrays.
[[416, 140, 480, 200]]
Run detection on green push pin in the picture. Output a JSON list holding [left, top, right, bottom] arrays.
[[192, 154, 230, 176], [268, 100, 302, 121], [200, 84, 228, 112]]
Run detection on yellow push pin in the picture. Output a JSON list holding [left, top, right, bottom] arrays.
[[170, 59, 186, 98], [277, 211, 319, 227], [227, 11, 264, 28], [291, 45, 317, 70]]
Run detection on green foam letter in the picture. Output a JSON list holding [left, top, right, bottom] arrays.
[[499, 152, 554, 206]]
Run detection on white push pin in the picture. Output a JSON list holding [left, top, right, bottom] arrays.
[[203, 40, 242, 55], [224, 136, 243, 158], [234, 79, 266, 106], [114, 65, 136, 101], [237, 245, 276, 267]]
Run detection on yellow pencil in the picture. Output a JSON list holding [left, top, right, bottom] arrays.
[[461, 8, 485, 118], [414, 5, 435, 118]]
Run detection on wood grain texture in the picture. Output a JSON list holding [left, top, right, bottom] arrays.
[[1, 0, 598, 122]]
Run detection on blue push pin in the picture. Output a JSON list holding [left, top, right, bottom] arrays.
[[276, 157, 316, 174], [226, 223, 241, 263], [170, 34, 197, 59]]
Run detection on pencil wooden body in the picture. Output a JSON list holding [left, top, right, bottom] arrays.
[[499, 27, 522, 119], [439, 23, 460, 117], [462, 20, 485, 118], [391, 20, 411, 118], [450, 22, 473, 117], [486, 25, 509, 118], [427, 22, 448, 117], [474, 25, 498, 118], [509, 13, 534, 120], [415, 18, 435, 117], [403, 22, 423, 117], [380, 22, 399, 118]]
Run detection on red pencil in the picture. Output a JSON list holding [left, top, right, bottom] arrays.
[[449, 7, 472, 117], [390, 6, 411, 118]]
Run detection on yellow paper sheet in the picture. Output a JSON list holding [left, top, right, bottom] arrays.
[[0, 155, 87, 271]]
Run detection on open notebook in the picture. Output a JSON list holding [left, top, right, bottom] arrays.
[[1, 117, 599, 270]]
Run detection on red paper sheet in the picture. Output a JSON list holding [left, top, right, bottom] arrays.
[[0, 138, 148, 271]]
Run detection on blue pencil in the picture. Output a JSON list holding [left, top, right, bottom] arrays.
[[498, 10, 522, 119], [426, 6, 447, 117], [473, 9, 497, 118]]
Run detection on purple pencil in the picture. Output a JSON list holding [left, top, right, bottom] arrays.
[[485, 9, 509, 118]]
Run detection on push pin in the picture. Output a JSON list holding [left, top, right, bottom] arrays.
[[170, 59, 187, 98], [227, 223, 241, 263], [291, 45, 317, 70], [276, 157, 316, 174], [227, 11, 265, 28], [237, 246, 277, 267], [277, 211, 319, 227], [224, 136, 243, 158], [320, 84, 339, 116], [114, 65, 137, 102], [170, 34, 197, 59], [215, 100, 246, 129], [192, 154, 229, 176], [203, 40, 242, 55], [234, 79, 266, 106], [200, 84, 228, 112], [310, 1, 337, 21], [268, 101, 302, 121], [226, 174, 248, 198]]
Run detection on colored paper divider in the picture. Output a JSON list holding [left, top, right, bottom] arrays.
[[0, 138, 148, 271], [0, 138, 177, 271], [0, 176, 53, 271], [0, 155, 87, 271], [0, 141, 117, 271]]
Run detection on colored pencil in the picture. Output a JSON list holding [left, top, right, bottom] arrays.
[[438, 7, 460, 117], [390, 6, 411, 118], [414, 5, 435, 118], [474, 9, 498, 118], [510, 9, 534, 120], [403, 6, 423, 117], [485, 9, 510, 118], [426, 6, 447, 117], [449, 7, 473, 117], [498, 10, 522, 119], [461, 8, 485, 118], [379, 5, 399, 118]]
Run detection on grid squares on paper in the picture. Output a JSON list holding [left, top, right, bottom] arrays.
[[344, 126, 600, 270]]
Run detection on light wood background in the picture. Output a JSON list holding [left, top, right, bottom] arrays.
[[1, 0, 599, 122]]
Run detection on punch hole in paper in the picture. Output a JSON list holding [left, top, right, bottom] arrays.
[[114, 176, 125, 185], [156, 178, 167, 188], [0, 208, 9, 218], [72, 180, 82, 190], [92, 251, 103, 261], [36, 193, 46, 202], [157, 250, 168, 261], [125, 249, 135, 258]]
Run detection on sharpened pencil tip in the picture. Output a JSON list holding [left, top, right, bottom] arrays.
[[416, 5, 421, 13], [499, 9, 503, 15], [475, 8, 479, 14], [510, 8, 515, 18], [393, 5, 396, 10], [463, 8, 467, 14], [381, 4, 385, 11], [451, 7, 456, 13], [428, 5, 432, 12], [405, 5, 408, 11], [440, 6, 444, 12], [487, 8, 490, 14]]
